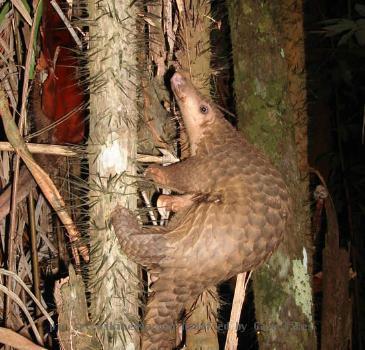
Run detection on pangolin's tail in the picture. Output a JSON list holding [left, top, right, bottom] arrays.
[[142, 276, 189, 350], [111, 205, 168, 266]]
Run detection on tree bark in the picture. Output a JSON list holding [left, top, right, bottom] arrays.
[[321, 193, 351, 349], [87, 0, 140, 348], [227, 1, 317, 349]]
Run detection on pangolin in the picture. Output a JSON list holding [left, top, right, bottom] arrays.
[[111, 72, 291, 349]]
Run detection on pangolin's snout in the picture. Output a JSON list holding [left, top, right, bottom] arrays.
[[171, 72, 187, 99]]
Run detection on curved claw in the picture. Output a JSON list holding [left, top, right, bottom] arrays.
[[157, 194, 196, 212]]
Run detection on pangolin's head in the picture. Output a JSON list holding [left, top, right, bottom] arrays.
[[171, 72, 219, 155]]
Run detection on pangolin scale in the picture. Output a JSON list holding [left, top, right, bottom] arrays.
[[111, 72, 291, 349]]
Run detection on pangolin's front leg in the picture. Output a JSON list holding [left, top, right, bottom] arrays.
[[146, 156, 216, 220], [145, 156, 213, 194], [157, 193, 201, 213]]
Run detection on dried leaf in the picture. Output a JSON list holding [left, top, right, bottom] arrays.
[[11, 0, 32, 26]]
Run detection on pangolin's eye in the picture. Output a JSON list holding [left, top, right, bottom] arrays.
[[200, 104, 209, 114]]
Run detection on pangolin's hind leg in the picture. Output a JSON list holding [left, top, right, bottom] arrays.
[[142, 276, 190, 350], [111, 205, 168, 266]]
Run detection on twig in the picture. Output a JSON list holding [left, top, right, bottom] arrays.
[[0, 269, 54, 328], [0, 167, 35, 222], [0, 72, 17, 110], [50, 0, 82, 50], [28, 195, 43, 337], [0, 141, 178, 160], [224, 271, 252, 350], [0, 141, 82, 156], [141, 191, 158, 226], [136, 154, 164, 163]]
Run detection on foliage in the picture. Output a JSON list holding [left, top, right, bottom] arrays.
[[321, 4, 365, 46], [309, 2, 365, 347]]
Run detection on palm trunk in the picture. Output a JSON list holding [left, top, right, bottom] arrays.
[[227, 0, 317, 348], [87, 0, 140, 348]]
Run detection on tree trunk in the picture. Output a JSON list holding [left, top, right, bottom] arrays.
[[320, 195, 351, 349], [87, 0, 140, 348], [227, 1, 317, 349]]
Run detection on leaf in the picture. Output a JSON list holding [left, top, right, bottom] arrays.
[[0, 2, 11, 24], [142, 16, 159, 28], [349, 164, 365, 175], [322, 18, 355, 37], [338, 29, 355, 46], [355, 3, 365, 16], [357, 203, 365, 215], [355, 19, 365, 45], [356, 18, 365, 26], [11, 0, 32, 25], [355, 29, 365, 46], [21, 0, 30, 15], [176, 0, 184, 13], [29, 0, 43, 79]]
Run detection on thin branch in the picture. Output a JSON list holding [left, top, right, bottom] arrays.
[[50, 0, 82, 49], [225, 271, 252, 350], [0, 141, 174, 160], [28, 194, 43, 335], [0, 141, 82, 156], [141, 191, 158, 226], [0, 285, 43, 345], [0, 269, 54, 328]]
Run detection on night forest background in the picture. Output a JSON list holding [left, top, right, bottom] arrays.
[[306, 1, 365, 349], [0, 0, 364, 349]]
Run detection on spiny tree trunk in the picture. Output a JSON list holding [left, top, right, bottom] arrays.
[[87, 0, 140, 348], [227, 1, 317, 349], [175, 1, 219, 349]]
